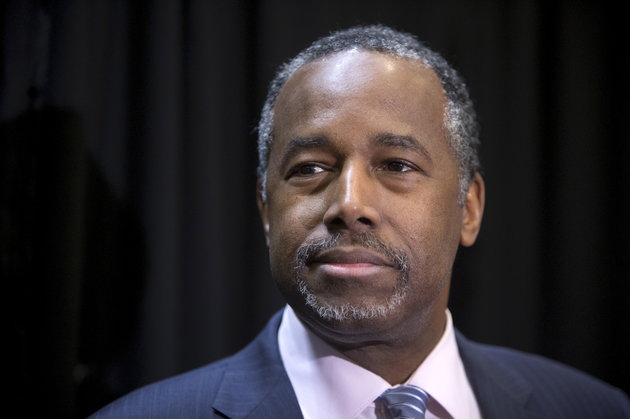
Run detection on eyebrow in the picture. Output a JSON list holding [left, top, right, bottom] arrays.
[[372, 133, 432, 162], [277, 132, 432, 171], [278, 136, 331, 171]]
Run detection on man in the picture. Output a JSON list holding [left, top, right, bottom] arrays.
[[91, 25, 629, 418]]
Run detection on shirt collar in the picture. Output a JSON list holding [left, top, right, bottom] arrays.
[[278, 305, 481, 419], [405, 310, 481, 419]]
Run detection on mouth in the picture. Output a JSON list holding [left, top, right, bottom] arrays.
[[308, 247, 396, 278]]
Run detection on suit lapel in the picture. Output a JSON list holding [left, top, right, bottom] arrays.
[[212, 310, 303, 419], [213, 312, 543, 418], [456, 332, 539, 419]]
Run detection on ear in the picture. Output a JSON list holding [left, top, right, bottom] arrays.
[[256, 179, 270, 247], [460, 172, 485, 247]]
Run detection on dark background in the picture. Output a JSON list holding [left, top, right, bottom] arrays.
[[2, 0, 628, 417]]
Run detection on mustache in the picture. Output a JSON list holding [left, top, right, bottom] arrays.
[[294, 232, 409, 273]]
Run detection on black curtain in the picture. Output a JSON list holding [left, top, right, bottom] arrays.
[[2, 1, 628, 417]]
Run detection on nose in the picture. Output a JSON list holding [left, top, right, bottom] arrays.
[[323, 163, 382, 232]]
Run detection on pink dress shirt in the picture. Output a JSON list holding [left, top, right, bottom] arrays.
[[278, 305, 482, 419]]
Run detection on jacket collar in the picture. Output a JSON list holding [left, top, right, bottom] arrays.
[[212, 309, 539, 418], [456, 331, 537, 419], [212, 310, 303, 418]]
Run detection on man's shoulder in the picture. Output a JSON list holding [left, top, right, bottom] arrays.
[[461, 335, 620, 391], [89, 311, 287, 418], [88, 356, 234, 418], [457, 332, 630, 418]]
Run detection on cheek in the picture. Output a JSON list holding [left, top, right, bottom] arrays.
[[269, 193, 326, 232], [394, 198, 462, 267], [399, 215, 459, 304], [267, 195, 326, 262]]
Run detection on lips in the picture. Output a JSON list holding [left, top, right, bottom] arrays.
[[310, 247, 394, 267], [306, 247, 397, 279]]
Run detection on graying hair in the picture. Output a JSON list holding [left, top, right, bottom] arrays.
[[257, 24, 480, 204]]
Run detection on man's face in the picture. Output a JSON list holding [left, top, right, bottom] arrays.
[[258, 50, 483, 345]]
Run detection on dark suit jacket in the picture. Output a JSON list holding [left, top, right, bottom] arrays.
[[90, 310, 630, 418]]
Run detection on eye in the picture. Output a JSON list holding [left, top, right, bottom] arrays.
[[382, 160, 418, 173], [288, 163, 327, 177]]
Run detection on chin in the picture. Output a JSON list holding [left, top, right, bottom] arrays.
[[297, 278, 408, 322]]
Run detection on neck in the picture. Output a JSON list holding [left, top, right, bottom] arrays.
[[299, 307, 448, 385], [336, 312, 446, 384]]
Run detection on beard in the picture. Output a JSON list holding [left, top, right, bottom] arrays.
[[293, 232, 410, 321]]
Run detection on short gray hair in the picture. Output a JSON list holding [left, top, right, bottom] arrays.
[[257, 25, 480, 203]]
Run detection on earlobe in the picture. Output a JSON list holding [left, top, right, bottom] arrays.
[[460, 173, 485, 247], [256, 179, 270, 247]]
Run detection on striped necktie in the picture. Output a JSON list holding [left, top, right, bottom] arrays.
[[376, 385, 430, 419]]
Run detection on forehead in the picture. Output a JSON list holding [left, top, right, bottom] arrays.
[[273, 50, 447, 142]]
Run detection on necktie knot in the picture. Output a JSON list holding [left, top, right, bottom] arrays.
[[376, 385, 430, 419]]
